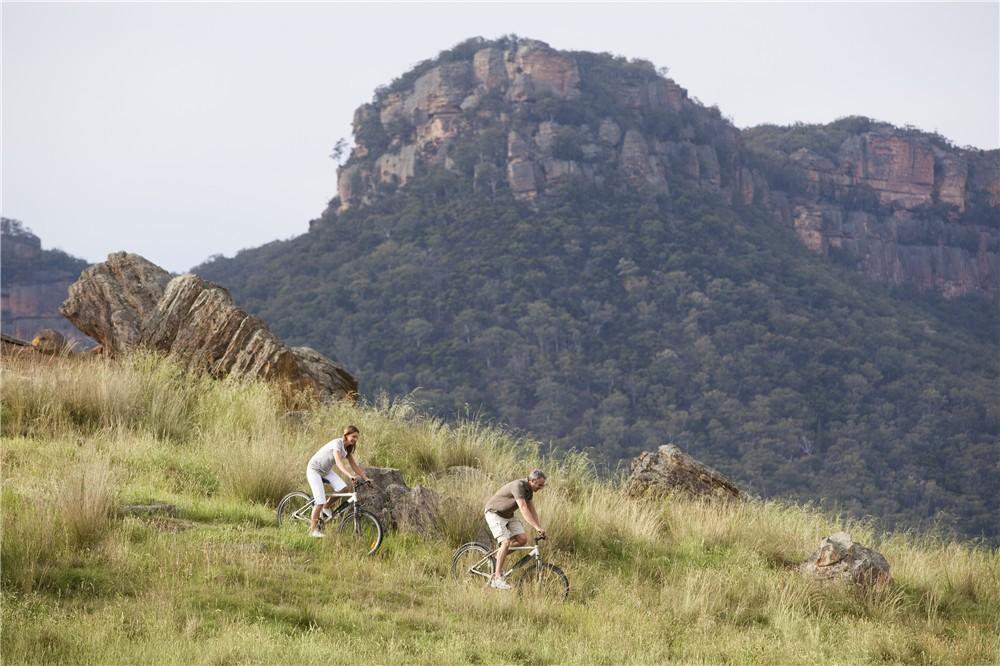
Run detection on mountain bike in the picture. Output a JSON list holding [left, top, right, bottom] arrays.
[[450, 534, 569, 600], [276, 480, 384, 556]]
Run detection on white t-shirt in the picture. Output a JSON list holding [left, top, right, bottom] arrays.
[[307, 437, 352, 476]]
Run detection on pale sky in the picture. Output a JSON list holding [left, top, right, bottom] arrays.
[[3, 2, 998, 272]]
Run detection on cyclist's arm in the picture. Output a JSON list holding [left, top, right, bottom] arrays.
[[333, 450, 356, 482], [515, 498, 543, 533], [346, 453, 371, 483]]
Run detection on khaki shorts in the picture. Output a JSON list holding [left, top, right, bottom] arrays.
[[485, 511, 525, 543]]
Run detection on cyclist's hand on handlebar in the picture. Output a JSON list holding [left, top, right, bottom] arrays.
[[535, 529, 547, 540]]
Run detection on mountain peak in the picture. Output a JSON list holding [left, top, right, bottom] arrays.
[[335, 36, 753, 212]]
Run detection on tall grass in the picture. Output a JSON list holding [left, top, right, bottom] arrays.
[[63, 455, 116, 547], [2, 351, 998, 664]]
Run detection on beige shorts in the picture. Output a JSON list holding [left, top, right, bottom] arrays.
[[485, 511, 525, 543]]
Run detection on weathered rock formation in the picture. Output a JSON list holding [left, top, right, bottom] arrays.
[[625, 444, 743, 501], [60, 252, 357, 402], [768, 127, 1000, 299], [328, 38, 1000, 300], [799, 531, 891, 587], [357, 466, 442, 536], [334, 37, 752, 211]]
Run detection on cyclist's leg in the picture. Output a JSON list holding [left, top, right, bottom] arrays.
[[323, 473, 349, 511], [306, 468, 327, 533], [500, 518, 527, 575], [485, 512, 526, 581]]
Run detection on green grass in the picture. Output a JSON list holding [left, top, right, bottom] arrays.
[[2, 351, 998, 664]]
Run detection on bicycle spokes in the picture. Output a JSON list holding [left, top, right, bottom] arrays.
[[512, 561, 570, 600]]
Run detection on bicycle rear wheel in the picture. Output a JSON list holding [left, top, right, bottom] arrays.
[[450, 543, 495, 587], [511, 561, 570, 601], [276, 491, 313, 534], [336, 508, 384, 556]]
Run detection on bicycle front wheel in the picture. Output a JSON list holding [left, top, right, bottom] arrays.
[[450, 543, 495, 586], [512, 561, 570, 601], [336, 508, 384, 556], [276, 491, 313, 533]]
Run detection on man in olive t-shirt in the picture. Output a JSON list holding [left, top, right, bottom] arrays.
[[483, 469, 547, 590]]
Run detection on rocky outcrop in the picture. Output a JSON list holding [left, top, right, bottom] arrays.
[[60, 252, 357, 402], [772, 128, 1000, 299], [358, 466, 442, 536], [800, 532, 891, 587], [334, 38, 744, 211], [60, 253, 172, 355], [330, 38, 1000, 300], [625, 444, 743, 501]]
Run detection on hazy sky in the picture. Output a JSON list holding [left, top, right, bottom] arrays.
[[3, 2, 998, 272]]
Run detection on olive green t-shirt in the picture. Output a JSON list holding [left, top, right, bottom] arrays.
[[484, 479, 533, 519]]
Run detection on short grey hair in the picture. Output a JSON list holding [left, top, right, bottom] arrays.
[[529, 469, 547, 481]]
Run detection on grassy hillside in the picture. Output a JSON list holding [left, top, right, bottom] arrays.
[[2, 352, 998, 664]]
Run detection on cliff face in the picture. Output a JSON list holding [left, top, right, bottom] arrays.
[[333, 38, 999, 300], [1, 220, 91, 345], [762, 127, 1000, 299]]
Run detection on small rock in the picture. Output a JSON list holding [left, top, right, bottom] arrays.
[[31, 328, 66, 354], [800, 532, 891, 587], [120, 502, 179, 518], [625, 444, 742, 501]]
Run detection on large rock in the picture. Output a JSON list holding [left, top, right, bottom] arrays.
[[60, 253, 357, 402], [473, 47, 507, 90], [800, 532, 891, 587], [509, 42, 580, 99], [404, 62, 472, 117], [358, 466, 442, 537], [625, 444, 742, 501], [59, 252, 172, 355], [620, 130, 669, 195]]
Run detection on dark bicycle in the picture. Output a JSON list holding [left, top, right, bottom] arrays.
[[276, 479, 384, 556], [451, 533, 569, 600]]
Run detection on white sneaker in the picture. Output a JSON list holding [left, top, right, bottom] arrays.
[[490, 577, 512, 590], [308, 529, 325, 538]]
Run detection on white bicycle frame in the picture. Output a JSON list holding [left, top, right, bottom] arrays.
[[324, 491, 359, 506], [468, 544, 541, 579]]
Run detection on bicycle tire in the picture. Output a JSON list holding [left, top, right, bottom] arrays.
[[511, 561, 570, 601], [336, 507, 384, 556], [276, 491, 313, 529], [450, 542, 495, 584]]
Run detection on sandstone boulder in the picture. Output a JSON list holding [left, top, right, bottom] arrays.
[[510, 42, 580, 99], [358, 466, 442, 537], [473, 47, 507, 90], [620, 130, 669, 194], [404, 62, 472, 117], [31, 328, 66, 354], [60, 253, 357, 402], [800, 532, 891, 587], [60, 253, 172, 355], [625, 444, 742, 501]]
